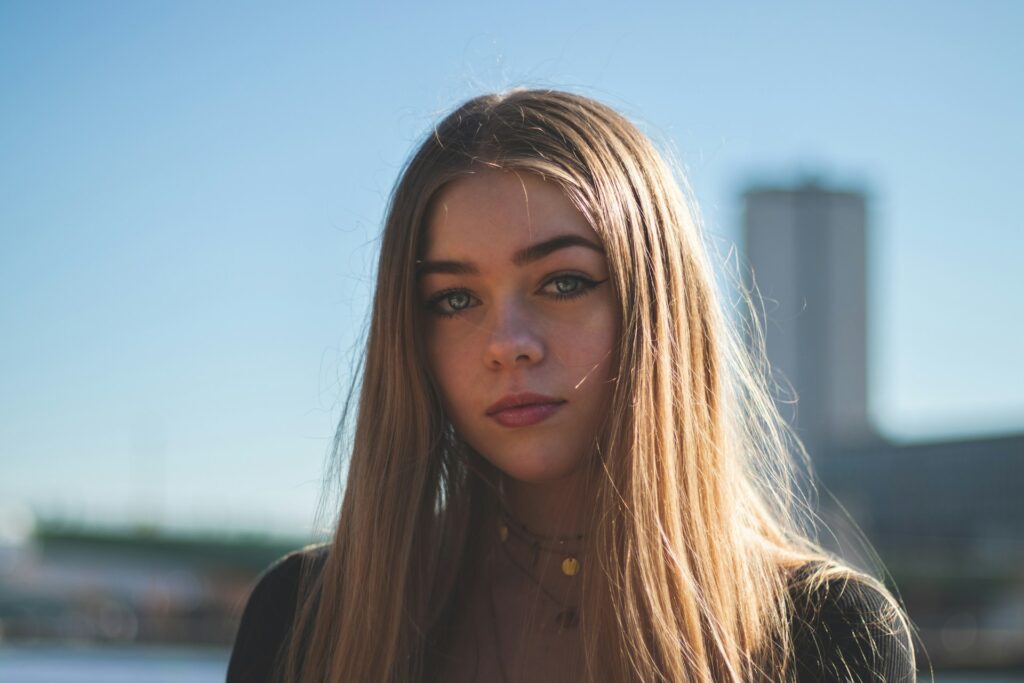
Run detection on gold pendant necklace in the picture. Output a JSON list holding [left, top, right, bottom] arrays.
[[498, 514, 583, 578], [497, 521, 580, 631]]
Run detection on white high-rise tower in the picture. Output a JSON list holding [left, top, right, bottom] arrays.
[[742, 181, 877, 460]]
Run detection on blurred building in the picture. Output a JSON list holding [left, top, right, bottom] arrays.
[[0, 520, 307, 648], [743, 182, 877, 459], [743, 180, 1024, 668]]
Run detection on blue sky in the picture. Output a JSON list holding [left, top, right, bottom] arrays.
[[1, 1, 1021, 535]]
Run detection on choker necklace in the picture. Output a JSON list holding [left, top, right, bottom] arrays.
[[497, 510, 584, 577]]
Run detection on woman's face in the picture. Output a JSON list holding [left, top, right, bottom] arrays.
[[419, 168, 619, 485]]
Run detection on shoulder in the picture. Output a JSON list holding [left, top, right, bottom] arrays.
[[788, 563, 916, 682], [227, 544, 330, 683]]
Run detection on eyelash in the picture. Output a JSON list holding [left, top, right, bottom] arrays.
[[424, 274, 606, 319]]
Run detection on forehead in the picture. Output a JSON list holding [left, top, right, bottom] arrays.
[[422, 169, 597, 257]]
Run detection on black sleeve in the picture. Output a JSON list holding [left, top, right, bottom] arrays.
[[226, 551, 308, 683], [790, 575, 916, 682]]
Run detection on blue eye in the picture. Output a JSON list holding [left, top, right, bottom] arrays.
[[552, 276, 582, 294], [446, 292, 472, 310], [541, 274, 604, 299], [425, 289, 478, 318]]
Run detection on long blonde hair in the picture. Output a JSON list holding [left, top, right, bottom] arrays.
[[280, 89, 908, 681]]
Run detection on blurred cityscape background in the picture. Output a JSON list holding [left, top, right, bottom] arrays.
[[1, 2, 1021, 681], [743, 183, 1024, 674]]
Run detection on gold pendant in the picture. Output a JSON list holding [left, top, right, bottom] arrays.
[[561, 556, 580, 576]]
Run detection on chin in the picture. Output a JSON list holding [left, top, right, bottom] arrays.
[[493, 449, 586, 486]]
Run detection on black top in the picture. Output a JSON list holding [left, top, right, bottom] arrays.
[[227, 546, 915, 682]]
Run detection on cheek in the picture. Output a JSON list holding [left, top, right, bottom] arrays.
[[551, 309, 618, 373], [426, 331, 477, 412]]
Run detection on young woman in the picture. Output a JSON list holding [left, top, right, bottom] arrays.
[[227, 89, 915, 682]]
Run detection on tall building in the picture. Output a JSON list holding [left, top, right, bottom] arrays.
[[741, 178, 1024, 667], [742, 181, 876, 460]]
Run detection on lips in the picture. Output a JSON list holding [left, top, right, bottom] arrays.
[[486, 392, 566, 428]]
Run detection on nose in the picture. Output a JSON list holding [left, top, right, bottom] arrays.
[[483, 300, 544, 370]]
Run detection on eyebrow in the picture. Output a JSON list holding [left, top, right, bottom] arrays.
[[416, 234, 604, 279]]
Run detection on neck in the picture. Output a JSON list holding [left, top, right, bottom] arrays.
[[501, 468, 588, 539], [485, 469, 589, 622]]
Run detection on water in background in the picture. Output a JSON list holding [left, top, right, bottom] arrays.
[[0, 647, 229, 683]]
